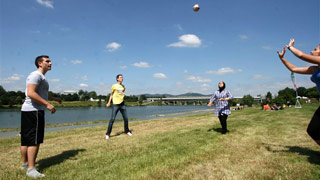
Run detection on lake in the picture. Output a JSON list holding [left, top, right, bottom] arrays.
[[0, 105, 213, 137]]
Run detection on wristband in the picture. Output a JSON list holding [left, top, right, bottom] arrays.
[[288, 46, 292, 50]]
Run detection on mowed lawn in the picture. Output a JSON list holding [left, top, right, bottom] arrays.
[[1, 104, 320, 179]]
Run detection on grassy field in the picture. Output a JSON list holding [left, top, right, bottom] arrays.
[[1, 104, 319, 179]]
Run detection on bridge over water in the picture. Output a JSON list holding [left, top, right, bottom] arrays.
[[147, 96, 262, 105]]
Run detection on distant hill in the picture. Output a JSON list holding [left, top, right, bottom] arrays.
[[139, 93, 211, 98]]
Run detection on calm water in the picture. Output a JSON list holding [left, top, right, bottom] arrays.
[[0, 105, 212, 129]]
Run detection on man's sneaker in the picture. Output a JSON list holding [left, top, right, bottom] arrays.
[[105, 135, 109, 140], [20, 163, 28, 170], [26, 168, 45, 178], [127, 132, 132, 136]]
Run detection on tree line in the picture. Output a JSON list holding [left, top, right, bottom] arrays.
[[231, 86, 319, 107], [0, 85, 148, 107], [0, 85, 318, 107]]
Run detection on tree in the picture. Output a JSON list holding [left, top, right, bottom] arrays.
[[138, 95, 147, 105], [125, 95, 138, 102], [306, 87, 319, 99], [88, 91, 97, 99], [16, 96, 23, 104], [78, 89, 84, 100], [297, 87, 307, 97], [0, 85, 6, 95], [276, 87, 296, 105], [266, 91, 272, 102], [0, 86, 7, 105], [241, 94, 254, 107]]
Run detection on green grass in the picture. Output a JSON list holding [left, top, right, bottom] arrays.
[[1, 104, 319, 179]]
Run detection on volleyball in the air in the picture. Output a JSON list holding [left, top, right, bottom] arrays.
[[193, 4, 200, 12]]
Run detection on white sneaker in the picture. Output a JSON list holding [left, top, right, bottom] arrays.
[[26, 168, 45, 178], [127, 132, 132, 136], [20, 163, 28, 170], [105, 135, 109, 140]]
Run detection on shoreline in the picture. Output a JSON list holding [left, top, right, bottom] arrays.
[[0, 109, 213, 137]]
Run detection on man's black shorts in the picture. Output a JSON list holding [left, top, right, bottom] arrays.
[[21, 111, 45, 146]]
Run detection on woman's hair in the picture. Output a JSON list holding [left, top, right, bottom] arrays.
[[35, 55, 49, 68], [219, 81, 226, 92], [116, 74, 123, 81]]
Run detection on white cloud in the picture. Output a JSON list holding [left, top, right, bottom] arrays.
[[262, 46, 273, 50], [9, 74, 24, 81], [81, 76, 88, 81], [175, 82, 183, 87], [175, 24, 183, 31], [106, 42, 121, 52], [71, 60, 82, 64], [29, 30, 41, 34], [186, 76, 211, 83], [183, 70, 188, 73], [201, 84, 210, 88], [53, 24, 71, 32], [133, 62, 151, 68], [168, 34, 202, 48], [36, 0, 54, 9], [206, 67, 242, 75], [253, 74, 271, 80], [153, 73, 168, 79], [49, 78, 60, 82], [80, 83, 88, 87], [0, 74, 24, 84], [120, 65, 128, 69], [239, 34, 248, 40]]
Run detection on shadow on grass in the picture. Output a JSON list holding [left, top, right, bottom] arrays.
[[110, 129, 134, 137], [37, 149, 86, 171], [207, 128, 230, 134], [208, 127, 222, 133], [264, 143, 320, 165]]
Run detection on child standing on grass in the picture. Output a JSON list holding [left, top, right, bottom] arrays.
[[277, 39, 320, 146], [105, 74, 132, 140]]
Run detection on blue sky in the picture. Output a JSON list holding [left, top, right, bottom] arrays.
[[0, 0, 319, 96]]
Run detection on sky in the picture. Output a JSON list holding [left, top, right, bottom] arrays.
[[0, 0, 319, 97]]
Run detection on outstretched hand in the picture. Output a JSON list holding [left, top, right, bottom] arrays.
[[277, 46, 287, 58], [286, 38, 295, 48]]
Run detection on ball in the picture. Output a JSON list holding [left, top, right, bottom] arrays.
[[193, 4, 200, 12]]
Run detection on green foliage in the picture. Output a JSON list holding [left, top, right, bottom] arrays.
[[306, 87, 319, 98], [266, 91, 272, 101], [124, 95, 138, 102], [241, 94, 254, 107], [297, 87, 307, 97], [138, 94, 147, 105], [275, 87, 296, 105]]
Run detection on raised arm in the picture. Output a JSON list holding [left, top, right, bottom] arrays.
[[287, 39, 320, 65], [277, 46, 317, 74]]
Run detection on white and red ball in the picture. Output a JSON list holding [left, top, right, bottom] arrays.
[[193, 4, 200, 12]]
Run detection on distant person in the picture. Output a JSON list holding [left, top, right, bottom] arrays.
[[105, 74, 132, 140], [20, 55, 61, 178], [277, 38, 320, 146], [286, 100, 290, 107], [263, 103, 271, 111], [208, 81, 233, 134], [272, 103, 278, 111]]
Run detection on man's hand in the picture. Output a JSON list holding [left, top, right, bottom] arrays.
[[46, 103, 56, 114]]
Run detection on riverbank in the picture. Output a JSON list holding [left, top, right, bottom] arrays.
[[1, 104, 319, 179], [0, 100, 195, 109]]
